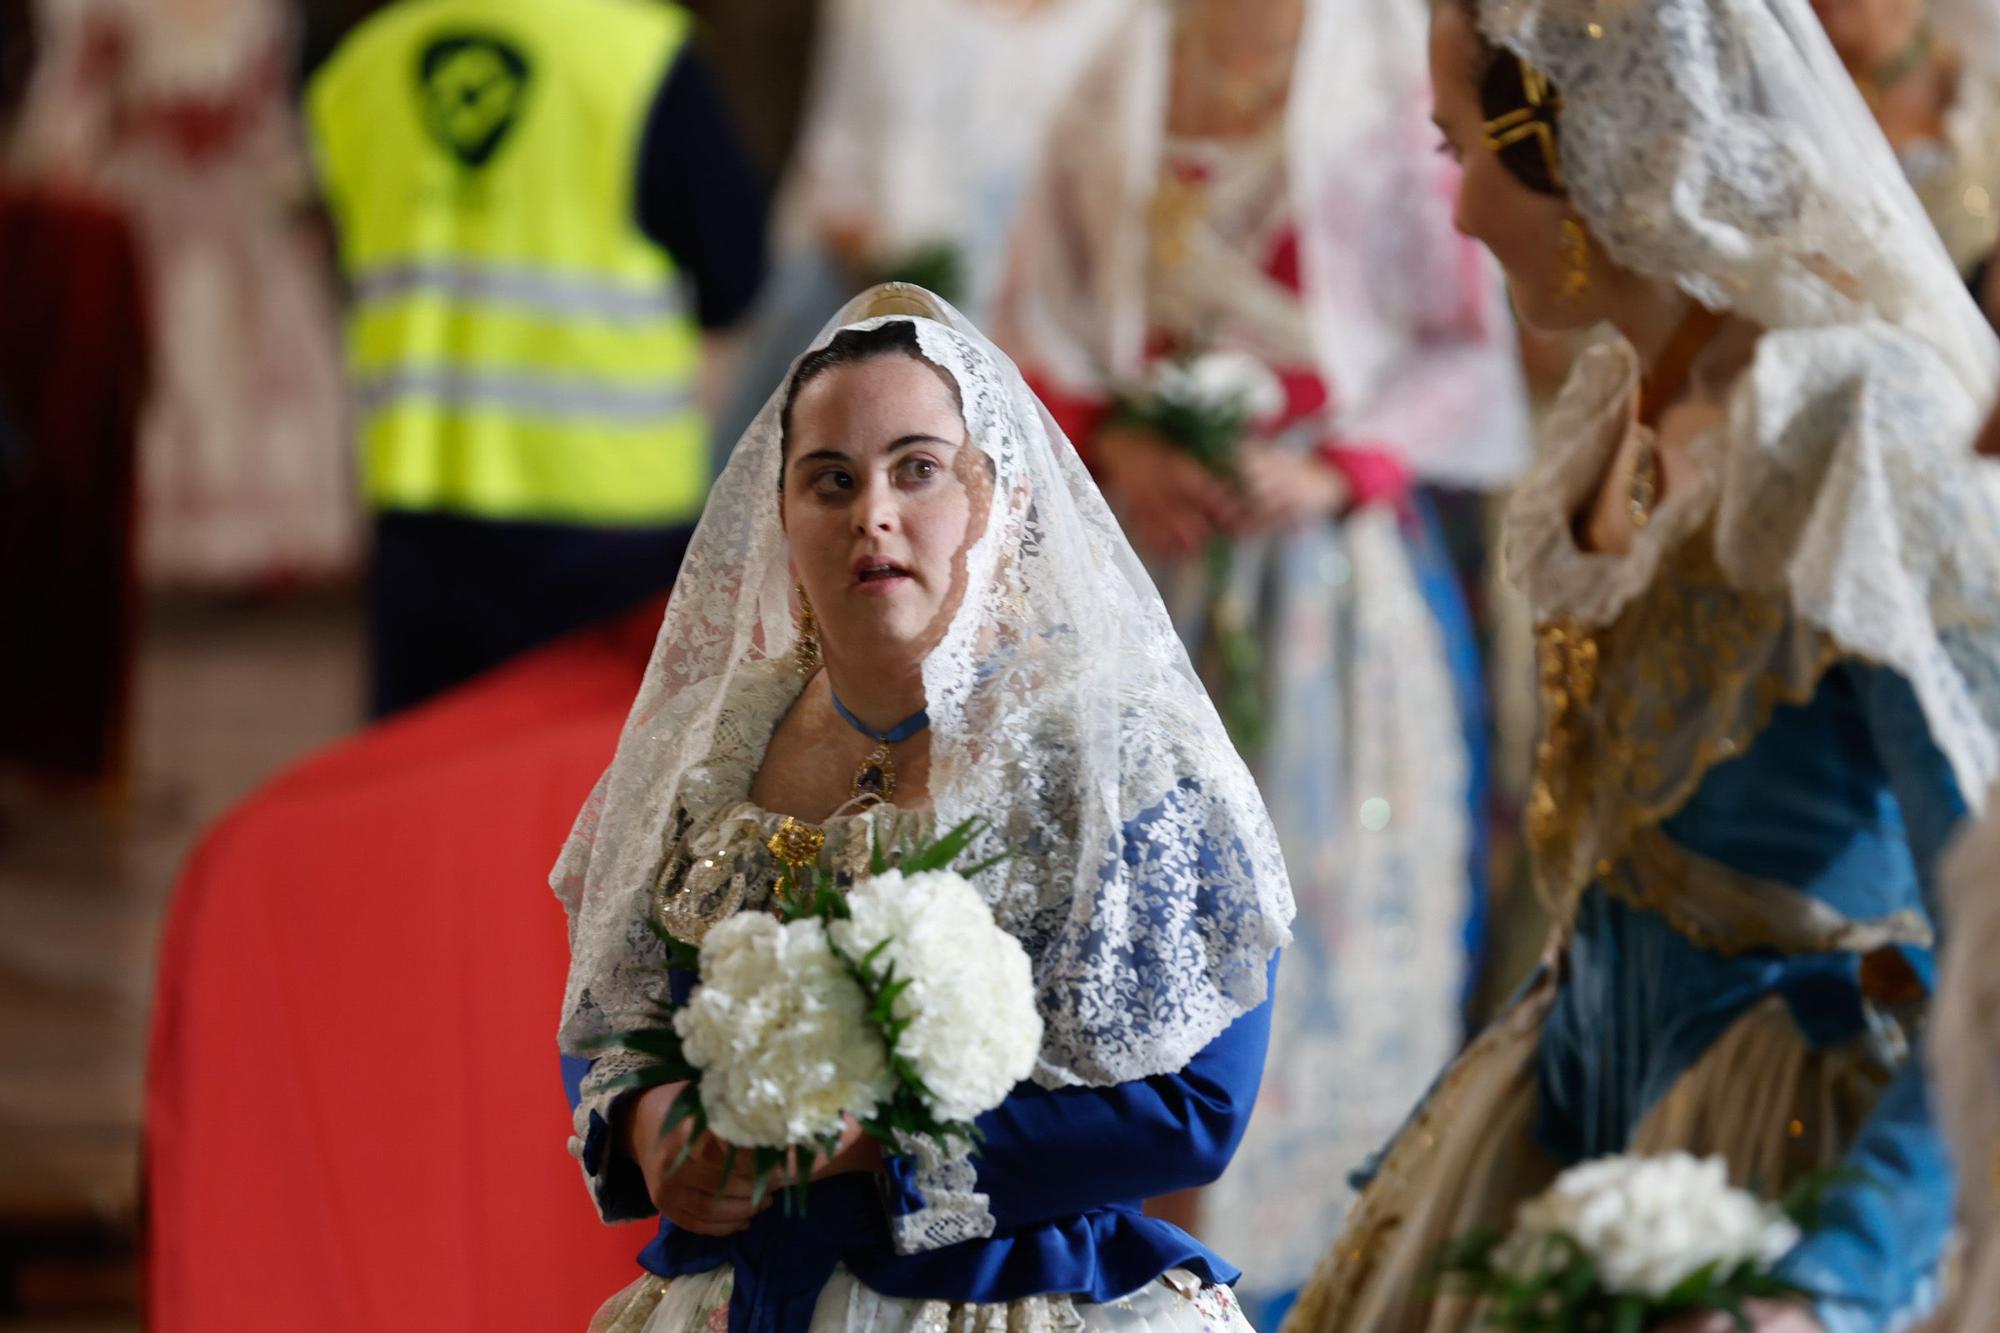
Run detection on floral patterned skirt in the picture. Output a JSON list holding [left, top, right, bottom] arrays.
[[589, 1266, 1254, 1333]]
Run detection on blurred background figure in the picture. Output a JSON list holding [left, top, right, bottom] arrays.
[[0, 4, 149, 791], [712, 0, 1129, 449], [13, 0, 357, 591], [1814, 0, 2000, 324], [996, 0, 1530, 1321], [308, 0, 766, 716], [789, 0, 1132, 320]]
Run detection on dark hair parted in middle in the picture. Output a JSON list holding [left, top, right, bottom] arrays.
[[778, 320, 966, 470]]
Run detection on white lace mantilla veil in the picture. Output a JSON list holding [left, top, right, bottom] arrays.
[[995, 0, 1531, 488], [553, 283, 1295, 1089], [1487, 0, 2000, 808]]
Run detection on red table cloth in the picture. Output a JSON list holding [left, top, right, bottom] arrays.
[[147, 604, 663, 1332]]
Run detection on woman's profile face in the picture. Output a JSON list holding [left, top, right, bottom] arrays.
[[780, 353, 990, 668], [1429, 4, 1597, 333]]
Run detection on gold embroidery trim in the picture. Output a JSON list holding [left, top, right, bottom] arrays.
[[1523, 523, 1847, 926], [1598, 826, 1936, 958]]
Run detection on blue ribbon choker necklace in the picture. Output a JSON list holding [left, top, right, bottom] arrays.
[[828, 687, 929, 803]]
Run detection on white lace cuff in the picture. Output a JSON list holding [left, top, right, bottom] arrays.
[[887, 1131, 997, 1255]]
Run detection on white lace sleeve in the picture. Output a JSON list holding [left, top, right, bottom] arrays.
[[561, 805, 702, 1225]]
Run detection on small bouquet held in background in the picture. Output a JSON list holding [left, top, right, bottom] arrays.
[[1109, 350, 1286, 752], [596, 820, 1041, 1212], [1436, 1152, 1839, 1332]]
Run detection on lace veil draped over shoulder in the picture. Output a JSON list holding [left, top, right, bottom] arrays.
[[554, 284, 1294, 1090], [1489, 0, 2000, 815]]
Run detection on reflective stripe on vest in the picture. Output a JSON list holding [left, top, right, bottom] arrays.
[[309, 0, 704, 526]]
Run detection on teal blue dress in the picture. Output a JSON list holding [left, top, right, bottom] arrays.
[[1292, 325, 2000, 1333]]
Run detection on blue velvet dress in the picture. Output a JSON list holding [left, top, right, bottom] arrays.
[[1538, 662, 1963, 1333], [1288, 644, 1967, 1333], [1286, 325, 2000, 1333], [563, 800, 1280, 1333], [564, 980, 1272, 1333]]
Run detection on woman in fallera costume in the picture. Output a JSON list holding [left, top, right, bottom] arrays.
[[555, 285, 1293, 1333], [997, 2, 1529, 1313], [1284, 2, 2000, 1332]]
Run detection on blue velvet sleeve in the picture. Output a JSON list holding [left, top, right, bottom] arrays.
[[562, 969, 703, 1224], [880, 958, 1277, 1231], [1775, 664, 1968, 1333]]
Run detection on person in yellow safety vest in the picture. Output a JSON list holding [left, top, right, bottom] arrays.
[[307, 0, 766, 716]]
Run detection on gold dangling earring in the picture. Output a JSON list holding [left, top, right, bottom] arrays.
[[792, 581, 822, 676], [1558, 216, 1594, 308]]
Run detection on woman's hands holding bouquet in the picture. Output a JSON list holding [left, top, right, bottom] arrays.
[[1096, 423, 1241, 560], [1097, 424, 1348, 560], [623, 1089, 879, 1237], [598, 821, 1039, 1234]]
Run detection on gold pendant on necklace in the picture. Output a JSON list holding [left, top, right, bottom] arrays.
[[852, 744, 897, 803]]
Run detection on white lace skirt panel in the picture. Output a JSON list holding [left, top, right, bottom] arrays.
[[589, 1266, 1255, 1333]]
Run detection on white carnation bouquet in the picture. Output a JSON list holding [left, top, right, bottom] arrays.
[[1109, 349, 1287, 752], [598, 819, 1042, 1211], [1436, 1152, 1848, 1332]]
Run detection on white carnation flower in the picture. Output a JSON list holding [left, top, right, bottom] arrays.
[[1507, 1153, 1802, 1299], [1147, 361, 1202, 406], [831, 869, 1043, 1125], [1144, 351, 1285, 420], [1183, 350, 1286, 418], [675, 912, 894, 1148]]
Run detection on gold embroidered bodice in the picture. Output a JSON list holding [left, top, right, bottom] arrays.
[[1525, 526, 1844, 924], [654, 800, 936, 944]]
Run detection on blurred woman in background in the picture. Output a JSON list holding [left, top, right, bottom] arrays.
[[711, 0, 1132, 450], [996, 0, 1531, 1319], [1815, 0, 2000, 323], [13, 0, 355, 590]]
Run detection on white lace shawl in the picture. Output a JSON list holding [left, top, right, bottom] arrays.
[[1506, 322, 2000, 813], [554, 284, 1295, 1092], [994, 0, 1531, 488]]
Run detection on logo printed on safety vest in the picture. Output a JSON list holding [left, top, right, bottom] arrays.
[[416, 34, 531, 169]]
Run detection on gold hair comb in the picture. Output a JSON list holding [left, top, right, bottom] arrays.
[[861, 282, 949, 321], [1481, 57, 1565, 191]]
